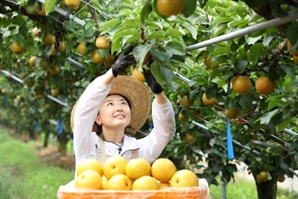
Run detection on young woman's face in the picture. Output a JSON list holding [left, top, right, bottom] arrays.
[[96, 94, 131, 130]]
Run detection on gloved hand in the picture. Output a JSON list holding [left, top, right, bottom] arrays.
[[143, 59, 163, 94], [112, 53, 136, 77]]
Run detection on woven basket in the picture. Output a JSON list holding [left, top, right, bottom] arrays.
[[57, 186, 209, 199]]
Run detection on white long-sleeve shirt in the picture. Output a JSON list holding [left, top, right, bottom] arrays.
[[73, 75, 176, 169]]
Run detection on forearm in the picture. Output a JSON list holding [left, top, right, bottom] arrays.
[[137, 99, 176, 163], [154, 92, 168, 105], [73, 73, 112, 162], [101, 68, 115, 85]]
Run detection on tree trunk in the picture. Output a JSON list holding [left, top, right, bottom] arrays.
[[43, 131, 50, 147], [57, 134, 68, 156], [58, 139, 67, 156], [254, 178, 277, 199], [28, 129, 35, 140]]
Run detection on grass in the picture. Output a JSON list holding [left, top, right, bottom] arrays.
[[208, 173, 298, 199], [0, 128, 297, 199], [209, 179, 297, 199], [210, 180, 258, 199], [0, 129, 74, 199]]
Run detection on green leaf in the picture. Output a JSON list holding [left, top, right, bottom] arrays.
[[181, 24, 197, 40], [97, 48, 110, 58], [267, 98, 282, 110], [279, 64, 296, 80], [213, 7, 227, 14], [239, 94, 253, 107], [234, 60, 248, 74], [294, 153, 298, 165], [100, 19, 122, 33], [226, 5, 249, 18], [45, 0, 57, 15], [160, 66, 175, 88], [278, 160, 289, 170], [213, 17, 234, 25], [151, 48, 170, 63], [150, 62, 174, 88], [10, 15, 26, 26], [165, 29, 184, 37], [122, 32, 140, 45], [210, 24, 227, 37], [147, 30, 166, 40], [146, 21, 163, 30], [260, 109, 280, 125], [182, 0, 197, 17], [121, 19, 141, 28], [228, 19, 248, 29], [133, 44, 152, 67], [247, 43, 264, 66], [113, 28, 140, 44], [91, 0, 100, 10], [225, 97, 238, 110], [151, 63, 164, 84], [286, 22, 298, 46], [140, 0, 152, 26], [276, 115, 292, 132], [22, 0, 36, 10], [246, 36, 262, 45], [289, 141, 298, 153], [111, 38, 122, 53], [262, 34, 275, 48], [165, 41, 185, 56], [206, 0, 222, 8], [212, 45, 231, 56], [209, 69, 222, 82], [290, 80, 298, 90]]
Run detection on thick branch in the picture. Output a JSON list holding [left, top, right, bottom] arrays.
[[1, 0, 46, 25], [85, 0, 99, 27], [243, 0, 295, 35]]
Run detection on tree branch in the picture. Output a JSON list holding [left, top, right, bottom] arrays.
[[1, 0, 46, 25]]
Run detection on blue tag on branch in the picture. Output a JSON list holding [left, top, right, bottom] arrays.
[[226, 118, 234, 159], [58, 118, 63, 134], [35, 121, 39, 131]]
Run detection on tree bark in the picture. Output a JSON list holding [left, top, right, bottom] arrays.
[[254, 177, 277, 199], [43, 131, 49, 147], [28, 129, 35, 140], [57, 134, 68, 156]]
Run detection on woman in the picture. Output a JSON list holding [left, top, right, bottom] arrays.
[[70, 53, 176, 172]]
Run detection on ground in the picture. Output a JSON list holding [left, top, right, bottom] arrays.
[[35, 143, 75, 171], [3, 125, 75, 171]]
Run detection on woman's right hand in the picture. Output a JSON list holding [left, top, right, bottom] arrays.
[[143, 57, 163, 94]]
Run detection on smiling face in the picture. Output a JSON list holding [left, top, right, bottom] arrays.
[[96, 94, 131, 132]]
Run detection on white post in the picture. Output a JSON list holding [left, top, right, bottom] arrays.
[[37, 0, 86, 26], [186, 13, 298, 51]]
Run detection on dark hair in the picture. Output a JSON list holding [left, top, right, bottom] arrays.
[[107, 93, 131, 108]]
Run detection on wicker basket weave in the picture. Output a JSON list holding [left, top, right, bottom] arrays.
[[57, 186, 209, 199]]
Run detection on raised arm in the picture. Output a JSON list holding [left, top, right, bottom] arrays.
[[73, 53, 136, 163], [137, 65, 176, 163]]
